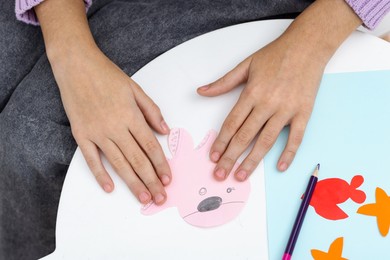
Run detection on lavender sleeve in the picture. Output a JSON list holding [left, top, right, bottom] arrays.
[[15, 0, 93, 26], [345, 0, 390, 29]]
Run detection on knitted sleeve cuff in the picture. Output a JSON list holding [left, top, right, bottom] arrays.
[[345, 0, 390, 30], [15, 0, 93, 26]]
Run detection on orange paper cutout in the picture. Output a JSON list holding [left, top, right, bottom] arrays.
[[311, 237, 348, 260], [357, 187, 390, 237], [309, 175, 366, 220]]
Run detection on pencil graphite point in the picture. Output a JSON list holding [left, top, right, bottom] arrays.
[[313, 163, 320, 177]]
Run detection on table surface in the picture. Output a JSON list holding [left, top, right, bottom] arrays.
[[41, 20, 390, 260]]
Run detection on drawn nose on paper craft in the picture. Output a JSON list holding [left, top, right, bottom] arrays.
[[197, 196, 223, 212]]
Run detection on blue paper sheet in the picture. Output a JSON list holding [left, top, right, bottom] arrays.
[[265, 70, 390, 259]]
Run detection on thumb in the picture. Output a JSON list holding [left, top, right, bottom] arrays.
[[197, 57, 251, 97]]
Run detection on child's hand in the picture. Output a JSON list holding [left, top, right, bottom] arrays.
[[35, 0, 172, 205], [197, 0, 361, 181], [51, 46, 171, 205], [197, 37, 323, 181]]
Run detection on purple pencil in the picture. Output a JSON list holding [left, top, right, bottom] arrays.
[[282, 164, 319, 260]]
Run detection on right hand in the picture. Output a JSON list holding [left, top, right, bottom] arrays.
[[50, 46, 171, 206]]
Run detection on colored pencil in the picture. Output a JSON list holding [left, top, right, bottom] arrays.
[[282, 163, 320, 260]]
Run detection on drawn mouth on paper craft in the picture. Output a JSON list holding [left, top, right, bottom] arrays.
[[182, 196, 246, 227]]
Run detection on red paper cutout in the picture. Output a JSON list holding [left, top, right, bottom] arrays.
[[311, 237, 348, 260], [309, 175, 366, 220], [357, 187, 390, 237]]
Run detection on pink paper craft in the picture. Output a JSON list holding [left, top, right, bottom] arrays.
[[141, 128, 251, 228]]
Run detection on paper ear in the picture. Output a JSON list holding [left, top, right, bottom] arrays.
[[168, 128, 194, 157], [195, 129, 217, 153], [141, 201, 169, 216]]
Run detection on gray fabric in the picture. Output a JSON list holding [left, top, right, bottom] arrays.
[[0, 0, 313, 259]]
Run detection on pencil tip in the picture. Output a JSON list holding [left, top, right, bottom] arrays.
[[312, 163, 320, 177]]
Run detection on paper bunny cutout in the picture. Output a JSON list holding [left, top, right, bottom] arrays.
[[141, 128, 251, 228]]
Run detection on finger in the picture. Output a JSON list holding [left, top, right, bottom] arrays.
[[129, 117, 172, 186], [197, 57, 252, 97], [234, 113, 288, 181], [111, 130, 168, 205], [213, 107, 271, 180], [79, 140, 114, 193], [131, 81, 170, 135], [277, 115, 308, 172], [124, 103, 172, 185], [98, 139, 154, 204], [210, 95, 253, 165]]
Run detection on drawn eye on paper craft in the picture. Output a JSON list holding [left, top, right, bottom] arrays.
[[141, 128, 251, 228], [309, 175, 366, 220]]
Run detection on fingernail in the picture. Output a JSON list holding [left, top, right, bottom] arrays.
[[279, 162, 288, 172], [215, 168, 226, 180], [160, 120, 170, 134], [211, 152, 220, 162], [161, 174, 170, 186], [154, 193, 165, 204], [236, 170, 248, 181], [139, 192, 150, 203], [198, 85, 210, 91], [103, 184, 112, 193]]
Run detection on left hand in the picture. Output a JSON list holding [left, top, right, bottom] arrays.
[[197, 37, 325, 181]]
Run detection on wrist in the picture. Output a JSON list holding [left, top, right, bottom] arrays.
[[278, 0, 362, 66], [35, 0, 98, 64], [276, 32, 331, 69], [46, 36, 99, 66], [49, 43, 104, 76]]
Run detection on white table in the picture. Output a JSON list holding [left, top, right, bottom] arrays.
[[42, 20, 390, 260]]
